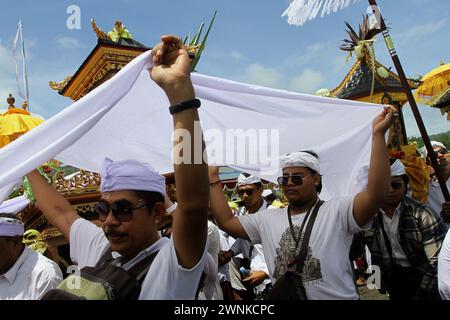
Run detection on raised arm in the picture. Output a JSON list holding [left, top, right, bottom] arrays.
[[26, 170, 80, 241], [208, 166, 249, 240], [150, 35, 209, 268], [353, 107, 394, 227]]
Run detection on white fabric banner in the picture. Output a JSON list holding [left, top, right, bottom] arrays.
[[0, 195, 30, 214], [0, 50, 383, 202]]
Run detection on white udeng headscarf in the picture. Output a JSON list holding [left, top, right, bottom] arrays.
[[419, 141, 447, 158], [279, 151, 320, 173], [237, 174, 261, 186], [390, 159, 406, 176], [100, 158, 166, 196], [0, 215, 24, 237]]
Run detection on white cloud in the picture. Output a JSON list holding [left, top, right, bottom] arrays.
[[282, 42, 327, 68], [55, 36, 84, 49], [394, 19, 447, 45], [288, 68, 325, 94], [331, 55, 350, 75], [241, 63, 283, 88], [230, 50, 246, 60], [403, 103, 449, 136]]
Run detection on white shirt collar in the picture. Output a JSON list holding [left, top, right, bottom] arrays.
[[239, 199, 268, 215], [380, 202, 402, 219], [1, 246, 29, 285], [121, 237, 169, 270]]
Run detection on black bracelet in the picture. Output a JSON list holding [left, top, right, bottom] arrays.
[[169, 98, 201, 115]]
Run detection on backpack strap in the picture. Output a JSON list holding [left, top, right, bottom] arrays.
[[95, 246, 114, 267], [127, 250, 159, 282], [377, 211, 397, 267], [295, 200, 324, 274]]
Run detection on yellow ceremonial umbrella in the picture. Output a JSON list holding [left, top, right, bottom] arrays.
[[415, 61, 450, 103], [0, 94, 44, 148]]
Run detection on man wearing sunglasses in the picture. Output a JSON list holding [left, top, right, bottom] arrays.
[[219, 173, 271, 300], [25, 35, 209, 299], [421, 141, 450, 223], [209, 107, 395, 299], [363, 159, 447, 300]]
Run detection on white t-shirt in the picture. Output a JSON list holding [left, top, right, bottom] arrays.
[[233, 200, 272, 291], [427, 179, 450, 220], [0, 246, 63, 300], [438, 229, 450, 299], [218, 229, 231, 282], [379, 207, 411, 267], [198, 221, 223, 300], [70, 218, 206, 300], [238, 197, 368, 300]]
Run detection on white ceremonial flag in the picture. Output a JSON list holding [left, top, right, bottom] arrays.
[[12, 20, 30, 106], [0, 50, 383, 202]]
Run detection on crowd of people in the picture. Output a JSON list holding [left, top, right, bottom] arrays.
[[0, 35, 449, 300]]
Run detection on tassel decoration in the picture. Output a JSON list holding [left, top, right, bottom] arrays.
[[282, 0, 361, 26]]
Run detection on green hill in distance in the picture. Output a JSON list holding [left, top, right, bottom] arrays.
[[408, 131, 450, 149]]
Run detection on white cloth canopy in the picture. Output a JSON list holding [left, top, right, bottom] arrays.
[[0, 195, 30, 214], [0, 50, 384, 201]]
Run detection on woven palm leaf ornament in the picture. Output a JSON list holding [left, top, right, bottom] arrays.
[[340, 15, 383, 102], [183, 11, 217, 72], [282, 0, 361, 26]]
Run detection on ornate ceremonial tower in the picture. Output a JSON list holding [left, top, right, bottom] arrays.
[[50, 20, 150, 101], [328, 16, 419, 148]]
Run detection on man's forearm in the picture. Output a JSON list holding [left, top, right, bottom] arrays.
[[354, 131, 391, 226], [26, 170, 79, 240], [209, 181, 237, 232], [26, 170, 75, 220], [367, 132, 390, 206]]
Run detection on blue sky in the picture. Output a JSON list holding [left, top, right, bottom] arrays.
[[0, 0, 448, 136]]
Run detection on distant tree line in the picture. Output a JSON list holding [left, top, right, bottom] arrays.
[[408, 131, 450, 148]]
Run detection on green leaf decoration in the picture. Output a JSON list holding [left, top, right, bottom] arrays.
[[190, 10, 217, 72], [190, 22, 205, 46], [23, 176, 35, 202]]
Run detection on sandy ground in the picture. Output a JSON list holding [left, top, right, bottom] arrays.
[[358, 285, 390, 300]]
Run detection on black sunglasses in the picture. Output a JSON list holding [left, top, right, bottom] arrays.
[[238, 189, 255, 196], [435, 148, 448, 155], [95, 200, 148, 222], [277, 174, 309, 186], [390, 181, 404, 190]]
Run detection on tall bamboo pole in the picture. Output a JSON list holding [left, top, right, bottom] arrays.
[[368, 0, 449, 205]]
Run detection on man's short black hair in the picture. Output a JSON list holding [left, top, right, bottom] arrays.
[[301, 150, 322, 194], [135, 190, 165, 214]]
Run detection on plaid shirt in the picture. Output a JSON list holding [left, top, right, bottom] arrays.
[[363, 195, 448, 297]]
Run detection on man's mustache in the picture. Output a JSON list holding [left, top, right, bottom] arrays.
[[104, 229, 127, 238]]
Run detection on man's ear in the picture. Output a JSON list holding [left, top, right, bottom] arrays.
[[152, 202, 166, 220], [314, 174, 321, 186]]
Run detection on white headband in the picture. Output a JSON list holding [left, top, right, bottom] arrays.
[[391, 159, 406, 176], [262, 189, 273, 198], [0, 216, 24, 237], [237, 174, 261, 187], [100, 158, 166, 196], [280, 151, 320, 173], [419, 141, 447, 158]]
